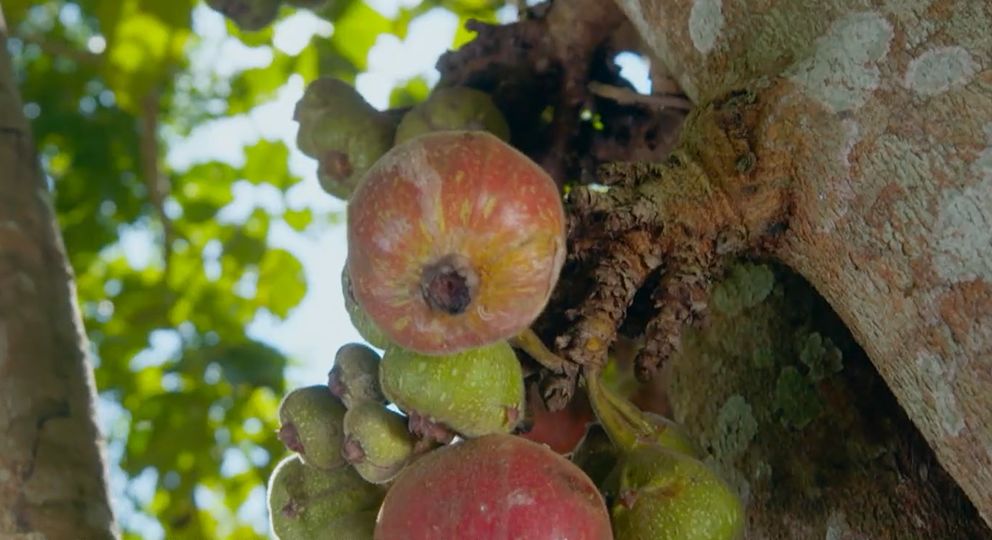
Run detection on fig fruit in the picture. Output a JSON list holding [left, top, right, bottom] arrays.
[[206, 0, 280, 31], [571, 423, 621, 488], [394, 87, 510, 144], [519, 383, 595, 454], [267, 454, 384, 540], [379, 341, 524, 437], [341, 263, 390, 349], [277, 385, 347, 470], [342, 401, 414, 484], [375, 434, 613, 540], [328, 343, 385, 408], [294, 78, 395, 199], [609, 445, 745, 540], [348, 131, 566, 354]]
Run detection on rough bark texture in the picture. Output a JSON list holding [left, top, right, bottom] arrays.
[[0, 28, 118, 539], [614, 0, 992, 528]]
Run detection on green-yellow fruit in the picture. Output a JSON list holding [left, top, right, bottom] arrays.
[[394, 87, 510, 145], [278, 385, 347, 470], [341, 264, 391, 349], [206, 0, 280, 31], [342, 402, 414, 484], [294, 78, 395, 199], [610, 445, 745, 540], [267, 454, 384, 540], [379, 341, 525, 437], [643, 412, 701, 458], [329, 343, 385, 408], [571, 423, 620, 488]]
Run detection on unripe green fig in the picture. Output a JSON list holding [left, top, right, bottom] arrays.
[[571, 423, 620, 488], [394, 87, 510, 145], [642, 412, 700, 458], [342, 402, 415, 484], [294, 78, 395, 199], [278, 385, 347, 470], [206, 0, 280, 31], [609, 445, 745, 540], [329, 343, 385, 408], [341, 264, 390, 349], [267, 454, 384, 540], [379, 341, 525, 437]]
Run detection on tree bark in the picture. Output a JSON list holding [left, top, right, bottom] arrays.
[[614, 0, 992, 528], [0, 24, 118, 540]]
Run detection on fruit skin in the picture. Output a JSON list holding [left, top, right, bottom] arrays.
[[277, 385, 347, 470], [267, 454, 384, 540], [394, 87, 510, 145], [341, 263, 390, 349], [206, 0, 280, 31], [294, 78, 395, 199], [374, 434, 614, 540], [519, 383, 595, 454], [328, 343, 385, 408], [348, 130, 566, 355], [608, 445, 745, 540], [379, 341, 524, 437], [342, 401, 414, 484]]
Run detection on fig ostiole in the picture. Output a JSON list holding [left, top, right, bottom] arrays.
[[379, 341, 525, 438], [342, 401, 415, 484], [328, 343, 385, 408], [347, 131, 566, 355], [277, 385, 347, 470], [341, 263, 391, 349], [374, 434, 614, 540], [394, 86, 511, 145], [267, 454, 384, 540]]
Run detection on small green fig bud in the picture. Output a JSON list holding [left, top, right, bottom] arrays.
[[342, 402, 415, 484], [610, 445, 745, 540], [267, 454, 384, 540], [379, 341, 525, 438], [394, 87, 510, 145], [341, 264, 391, 349], [294, 78, 395, 199], [329, 343, 385, 408], [206, 0, 280, 31], [278, 385, 347, 470]]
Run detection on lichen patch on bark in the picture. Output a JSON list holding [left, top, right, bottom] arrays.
[[904, 46, 979, 96], [688, 0, 724, 55], [786, 11, 894, 113]]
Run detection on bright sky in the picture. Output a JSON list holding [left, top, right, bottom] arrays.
[[99, 1, 650, 537]]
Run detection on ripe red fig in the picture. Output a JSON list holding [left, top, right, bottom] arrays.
[[379, 341, 525, 437], [609, 445, 745, 540], [519, 383, 595, 454], [342, 401, 414, 484], [267, 454, 384, 539], [348, 131, 566, 354], [206, 0, 280, 31], [277, 385, 347, 470], [294, 78, 395, 199], [341, 263, 390, 349], [375, 434, 613, 540], [394, 87, 510, 144], [328, 343, 385, 408]]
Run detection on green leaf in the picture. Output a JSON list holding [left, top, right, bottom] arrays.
[[283, 207, 313, 231], [255, 248, 306, 318], [241, 139, 299, 190], [330, 1, 392, 71]]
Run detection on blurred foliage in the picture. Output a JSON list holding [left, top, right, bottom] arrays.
[[5, 0, 504, 537]]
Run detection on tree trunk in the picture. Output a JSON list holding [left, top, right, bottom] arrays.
[[0, 23, 118, 540], [614, 0, 992, 528]]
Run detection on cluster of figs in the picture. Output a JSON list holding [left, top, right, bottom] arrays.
[[266, 76, 746, 539]]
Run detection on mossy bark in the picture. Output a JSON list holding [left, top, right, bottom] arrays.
[[612, 0, 992, 526], [0, 26, 117, 539]]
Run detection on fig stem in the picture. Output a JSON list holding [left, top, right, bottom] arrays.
[[509, 328, 569, 373], [585, 369, 656, 453], [420, 254, 479, 315]]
